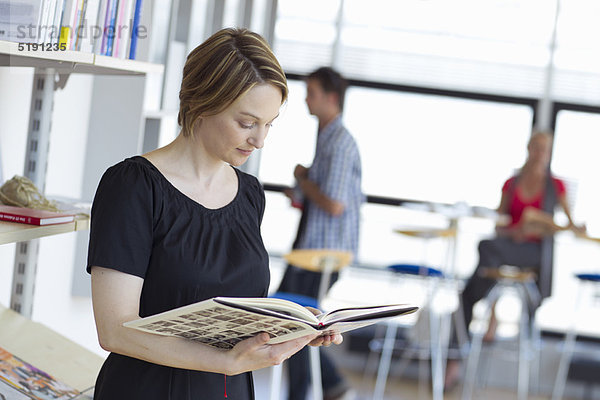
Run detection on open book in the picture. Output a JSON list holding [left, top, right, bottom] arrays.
[[124, 297, 418, 350]]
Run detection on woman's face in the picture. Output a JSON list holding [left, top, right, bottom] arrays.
[[195, 83, 283, 167], [527, 134, 553, 167]]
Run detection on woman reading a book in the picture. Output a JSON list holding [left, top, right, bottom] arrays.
[[86, 28, 341, 400]]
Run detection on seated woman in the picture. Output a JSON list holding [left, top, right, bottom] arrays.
[[444, 130, 585, 390]]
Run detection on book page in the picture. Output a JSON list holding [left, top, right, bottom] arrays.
[[215, 297, 319, 323], [319, 304, 418, 326], [124, 299, 318, 349], [320, 315, 407, 337]]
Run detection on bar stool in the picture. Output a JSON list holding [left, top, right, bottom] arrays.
[[462, 266, 541, 400], [369, 263, 453, 400], [551, 272, 600, 400], [366, 226, 460, 400], [269, 249, 353, 400], [269, 292, 321, 400]]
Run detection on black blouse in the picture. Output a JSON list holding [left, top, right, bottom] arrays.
[[87, 156, 270, 399]]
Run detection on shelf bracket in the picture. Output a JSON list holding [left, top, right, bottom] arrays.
[[10, 67, 58, 317], [56, 73, 71, 90]]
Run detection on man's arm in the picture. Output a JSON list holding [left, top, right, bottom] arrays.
[[298, 177, 345, 216], [294, 164, 345, 216]]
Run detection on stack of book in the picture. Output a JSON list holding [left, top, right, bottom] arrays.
[[0, 0, 146, 59]]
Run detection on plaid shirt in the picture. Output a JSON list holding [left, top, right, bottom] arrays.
[[296, 116, 363, 257]]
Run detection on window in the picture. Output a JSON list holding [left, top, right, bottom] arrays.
[[258, 80, 317, 186], [550, 110, 600, 297], [344, 87, 533, 207], [552, 110, 600, 234], [258, 80, 534, 271]]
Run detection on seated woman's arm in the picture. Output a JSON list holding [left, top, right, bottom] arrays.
[[557, 193, 586, 233]]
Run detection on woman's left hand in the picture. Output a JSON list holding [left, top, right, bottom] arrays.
[[308, 332, 343, 347], [304, 306, 344, 347]]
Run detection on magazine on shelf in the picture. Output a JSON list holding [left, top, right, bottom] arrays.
[[124, 296, 418, 350], [0, 346, 81, 400]]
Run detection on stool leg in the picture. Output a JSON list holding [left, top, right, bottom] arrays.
[[270, 363, 283, 400], [517, 284, 531, 400], [309, 346, 323, 400], [373, 321, 398, 400], [361, 323, 386, 392], [530, 319, 542, 395], [429, 302, 443, 400], [418, 349, 428, 400], [552, 287, 584, 400], [439, 306, 453, 384], [462, 284, 501, 400]]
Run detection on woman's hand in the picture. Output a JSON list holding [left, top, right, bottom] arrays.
[[304, 306, 344, 347], [308, 332, 343, 347], [224, 332, 318, 375]]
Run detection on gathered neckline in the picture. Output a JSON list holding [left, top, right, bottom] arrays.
[[131, 156, 242, 212]]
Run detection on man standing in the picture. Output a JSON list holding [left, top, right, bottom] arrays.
[[278, 67, 362, 400]]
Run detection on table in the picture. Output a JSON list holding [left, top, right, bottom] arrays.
[[283, 249, 353, 303]]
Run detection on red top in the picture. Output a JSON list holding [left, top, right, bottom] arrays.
[[502, 176, 566, 227]]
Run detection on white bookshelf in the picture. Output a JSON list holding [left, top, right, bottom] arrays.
[[0, 216, 90, 246], [0, 37, 163, 316], [0, 40, 163, 75]]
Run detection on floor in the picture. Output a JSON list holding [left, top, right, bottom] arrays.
[[2, 252, 598, 400], [250, 341, 576, 400]]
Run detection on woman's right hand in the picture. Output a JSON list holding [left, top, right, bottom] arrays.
[[223, 332, 318, 375]]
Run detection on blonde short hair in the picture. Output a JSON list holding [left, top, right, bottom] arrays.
[[178, 28, 288, 137]]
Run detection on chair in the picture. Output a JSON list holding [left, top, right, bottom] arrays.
[[551, 272, 600, 400], [462, 266, 542, 400], [365, 224, 462, 400], [282, 249, 353, 303], [269, 292, 321, 400], [367, 263, 456, 400], [269, 249, 353, 400]]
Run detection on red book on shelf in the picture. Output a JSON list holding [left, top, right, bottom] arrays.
[[0, 205, 75, 226]]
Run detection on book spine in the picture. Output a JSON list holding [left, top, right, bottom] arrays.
[[0, 212, 40, 226], [80, 0, 100, 52], [0, 0, 45, 43], [68, 0, 79, 49], [74, 0, 87, 50], [59, 26, 70, 47], [92, 0, 107, 54], [39, 0, 52, 44], [104, 0, 118, 56], [112, 0, 126, 57], [51, 0, 64, 44], [127, 0, 142, 60], [57, 0, 69, 47], [117, 0, 134, 58], [100, 0, 112, 54], [47, 0, 58, 43], [71, 0, 82, 49]]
